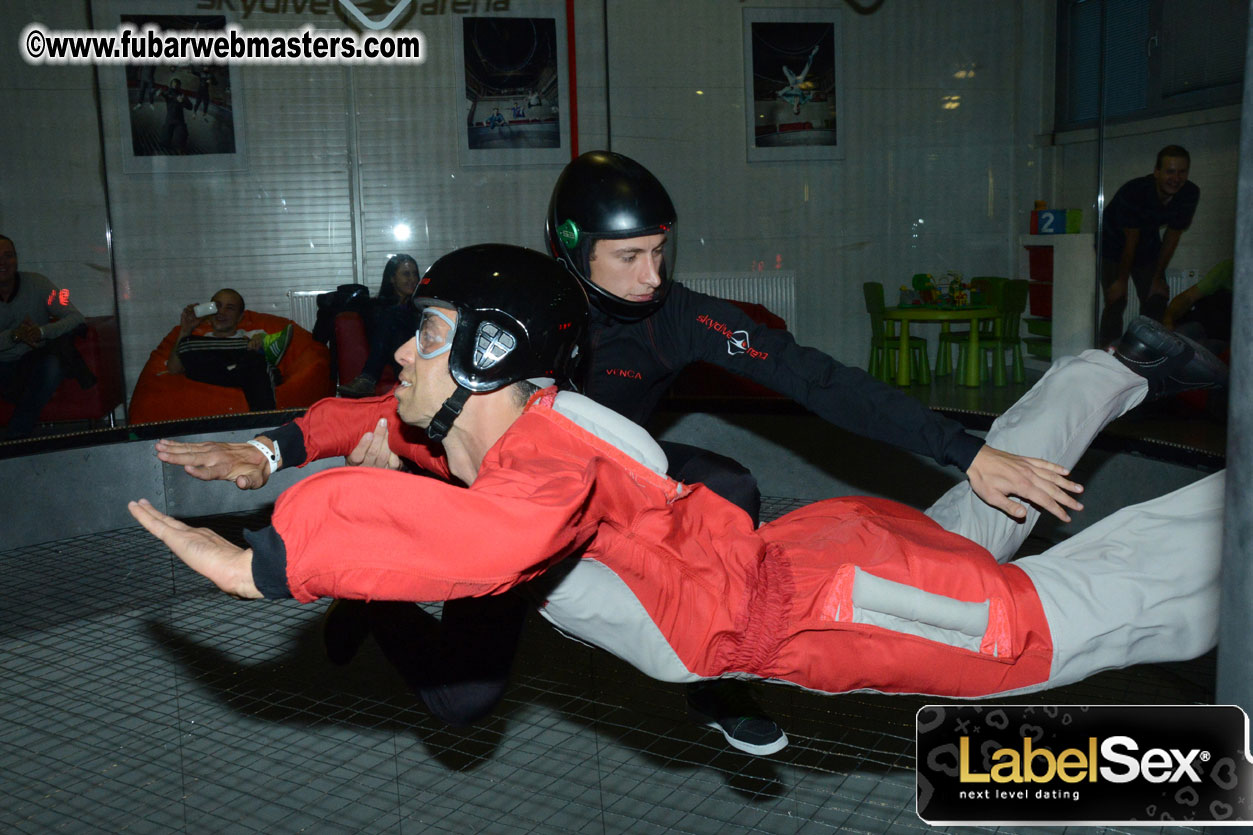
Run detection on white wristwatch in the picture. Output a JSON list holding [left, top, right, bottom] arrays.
[[246, 438, 282, 475]]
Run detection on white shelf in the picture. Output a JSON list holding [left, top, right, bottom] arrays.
[[1019, 234, 1098, 360]]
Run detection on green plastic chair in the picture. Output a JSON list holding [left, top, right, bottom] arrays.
[[935, 276, 1006, 378], [863, 282, 930, 384], [976, 279, 1029, 386]]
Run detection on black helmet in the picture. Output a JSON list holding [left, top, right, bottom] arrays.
[[414, 244, 588, 440], [546, 151, 677, 321]]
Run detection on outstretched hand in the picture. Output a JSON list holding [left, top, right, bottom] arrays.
[[965, 445, 1084, 523], [346, 418, 401, 470], [128, 498, 261, 599], [155, 438, 272, 489]]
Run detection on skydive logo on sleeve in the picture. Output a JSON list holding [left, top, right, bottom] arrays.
[[916, 704, 1253, 825], [696, 314, 768, 359]]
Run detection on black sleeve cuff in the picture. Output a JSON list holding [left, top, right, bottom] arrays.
[[953, 432, 987, 473], [267, 420, 307, 468], [244, 526, 293, 599]]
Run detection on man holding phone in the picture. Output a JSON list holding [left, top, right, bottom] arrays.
[[166, 288, 293, 411]]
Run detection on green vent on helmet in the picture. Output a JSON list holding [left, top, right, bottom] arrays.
[[556, 218, 580, 249]]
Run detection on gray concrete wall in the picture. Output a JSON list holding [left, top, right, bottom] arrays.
[[4, 431, 339, 550]]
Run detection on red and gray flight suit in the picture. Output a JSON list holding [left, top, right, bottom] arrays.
[[252, 350, 1222, 697]]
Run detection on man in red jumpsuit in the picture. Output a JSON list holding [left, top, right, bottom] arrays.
[[130, 244, 1227, 702]]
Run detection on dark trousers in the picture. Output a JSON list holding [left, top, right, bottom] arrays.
[[364, 593, 531, 727], [0, 329, 93, 439], [1100, 259, 1169, 345], [1176, 289, 1233, 354], [659, 441, 761, 526], [160, 119, 188, 152], [177, 336, 275, 411], [0, 345, 63, 439]]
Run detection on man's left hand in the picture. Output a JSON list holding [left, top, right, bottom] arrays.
[[346, 418, 401, 470], [965, 445, 1084, 523]]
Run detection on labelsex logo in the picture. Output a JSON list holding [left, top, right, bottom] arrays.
[[960, 735, 1207, 785]]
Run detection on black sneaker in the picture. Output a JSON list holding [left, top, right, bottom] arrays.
[[322, 599, 372, 666], [1113, 316, 1228, 400], [686, 679, 788, 756]]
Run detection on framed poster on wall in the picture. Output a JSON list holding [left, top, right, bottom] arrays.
[[743, 7, 842, 162], [454, 0, 571, 167], [95, 1, 247, 174]]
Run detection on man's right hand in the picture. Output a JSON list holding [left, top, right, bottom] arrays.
[[178, 303, 200, 337], [155, 438, 274, 489], [128, 498, 261, 599]]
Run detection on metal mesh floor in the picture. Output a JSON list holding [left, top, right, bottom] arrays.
[[0, 499, 1213, 834]]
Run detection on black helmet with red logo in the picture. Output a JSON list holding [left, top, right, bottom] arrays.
[[546, 151, 677, 321], [414, 244, 587, 440]]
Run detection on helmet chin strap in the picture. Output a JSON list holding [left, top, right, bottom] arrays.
[[426, 386, 472, 442]]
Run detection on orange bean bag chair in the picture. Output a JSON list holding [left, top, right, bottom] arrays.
[[128, 311, 332, 424]]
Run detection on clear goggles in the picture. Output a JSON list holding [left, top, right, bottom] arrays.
[[415, 307, 454, 360]]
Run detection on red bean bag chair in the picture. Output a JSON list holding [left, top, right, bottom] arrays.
[[128, 311, 332, 424]]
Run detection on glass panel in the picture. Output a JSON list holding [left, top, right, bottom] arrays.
[[0, 0, 1240, 459]]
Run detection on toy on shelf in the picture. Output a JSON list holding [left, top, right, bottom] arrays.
[[1030, 206, 1082, 235], [940, 270, 967, 306], [911, 272, 937, 304]]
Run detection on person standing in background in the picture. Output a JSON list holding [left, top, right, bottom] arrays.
[[1098, 145, 1200, 345]]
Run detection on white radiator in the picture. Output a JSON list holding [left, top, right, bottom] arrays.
[[287, 290, 327, 331], [679, 271, 796, 326]]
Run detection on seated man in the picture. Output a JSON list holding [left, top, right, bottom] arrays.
[[166, 288, 293, 412], [0, 234, 95, 439], [131, 245, 1227, 712]]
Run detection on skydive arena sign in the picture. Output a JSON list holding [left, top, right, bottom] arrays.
[[916, 704, 1253, 825]]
